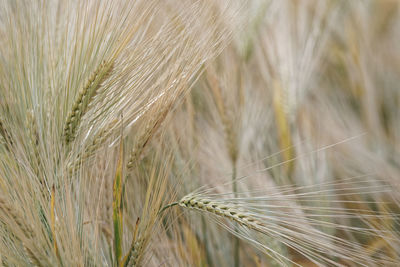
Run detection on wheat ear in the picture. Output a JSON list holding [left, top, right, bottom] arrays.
[[178, 195, 263, 230], [63, 60, 113, 144], [123, 238, 143, 267]]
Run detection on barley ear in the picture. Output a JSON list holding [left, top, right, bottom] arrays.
[[160, 195, 263, 237], [121, 217, 140, 267], [178, 196, 263, 231], [63, 60, 113, 144]]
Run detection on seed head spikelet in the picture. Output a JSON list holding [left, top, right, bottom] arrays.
[[63, 60, 113, 144], [179, 195, 264, 230]]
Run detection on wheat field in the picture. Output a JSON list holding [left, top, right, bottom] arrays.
[[0, 0, 399, 266]]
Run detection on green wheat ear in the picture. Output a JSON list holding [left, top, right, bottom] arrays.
[[63, 60, 113, 145], [121, 217, 140, 267]]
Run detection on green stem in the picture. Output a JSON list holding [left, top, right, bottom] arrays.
[[232, 163, 240, 267], [158, 202, 179, 215], [202, 216, 214, 267]]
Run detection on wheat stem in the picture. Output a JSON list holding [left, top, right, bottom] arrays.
[[158, 202, 179, 215], [232, 164, 240, 267]]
